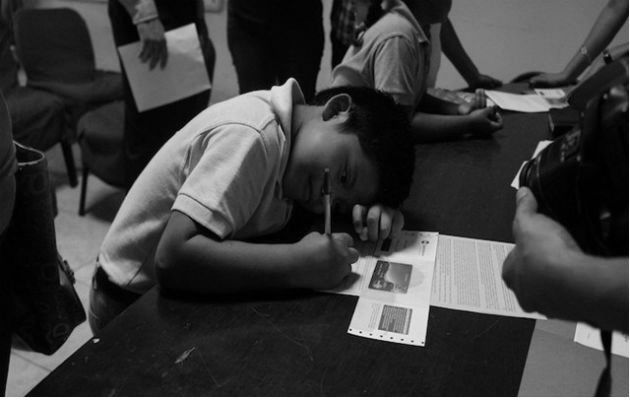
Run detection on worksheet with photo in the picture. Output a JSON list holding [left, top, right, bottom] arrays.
[[329, 231, 439, 347]]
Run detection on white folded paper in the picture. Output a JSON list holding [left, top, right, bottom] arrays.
[[118, 23, 211, 112], [327, 231, 439, 347]]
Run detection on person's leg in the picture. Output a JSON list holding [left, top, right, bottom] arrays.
[[273, 0, 324, 101], [5, 87, 69, 151], [227, 0, 274, 94], [88, 265, 140, 335]]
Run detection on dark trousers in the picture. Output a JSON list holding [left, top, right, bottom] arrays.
[[227, 0, 324, 101], [108, 0, 213, 187], [88, 265, 141, 335]]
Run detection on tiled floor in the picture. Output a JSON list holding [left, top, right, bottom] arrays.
[[5, 143, 124, 396]]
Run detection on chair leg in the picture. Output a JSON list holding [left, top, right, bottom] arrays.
[[79, 166, 89, 216], [60, 139, 78, 188]]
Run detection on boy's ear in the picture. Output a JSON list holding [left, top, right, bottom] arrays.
[[322, 93, 353, 121]]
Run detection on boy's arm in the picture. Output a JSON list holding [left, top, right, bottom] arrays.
[[409, 109, 502, 143], [440, 18, 502, 90], [154, 211, 358, 295]]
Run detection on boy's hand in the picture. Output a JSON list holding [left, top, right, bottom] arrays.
[[467, 106, 503, 137], [293, 232, 358, 289], [352, 204, 404, 242], [457, 89, 487, 115]]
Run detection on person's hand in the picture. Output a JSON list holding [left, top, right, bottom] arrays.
[[292, 231, 358, 289], [502, 187, 583, 317], [468, 73, 502, 90], [529, 71, 576, 88], [457, 89, 487, 115], [352, 204, 404, 242], [136, 19, 168, 69], [466, 106, 503, 137]]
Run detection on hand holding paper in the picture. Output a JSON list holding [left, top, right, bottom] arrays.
[[118, 23, 211, 112]]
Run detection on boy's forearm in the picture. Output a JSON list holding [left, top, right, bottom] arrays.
[[156, 233, 302, 295], [418, 92, 460, 115], [410, 111, 472, 143]]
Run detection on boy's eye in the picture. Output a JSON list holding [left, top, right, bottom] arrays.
[[340, 168, 348, 185]]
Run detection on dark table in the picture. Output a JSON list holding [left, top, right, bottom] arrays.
[[30, 107, 550, 396]]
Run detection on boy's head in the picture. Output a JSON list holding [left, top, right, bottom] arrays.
[[283, 85, 414, 215]]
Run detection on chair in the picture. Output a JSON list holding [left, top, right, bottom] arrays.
[[4, 86, 75, 186], [77, 101, 126, 216], [13, 7, 124, 187]]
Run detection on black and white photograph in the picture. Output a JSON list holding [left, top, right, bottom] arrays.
[[0, 0, 627, 396]]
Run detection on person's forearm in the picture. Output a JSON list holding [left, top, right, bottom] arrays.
[[410, 111, 472, 142], [418, 92, 460, 115], [156, 234, 302, 295], [440, 18, 479, 85], [560, 253, 629, 333], [117, 0, 158, 23], [562, 0, 628, 80]]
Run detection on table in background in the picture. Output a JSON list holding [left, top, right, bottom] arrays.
[[29, 99, 627, 395]]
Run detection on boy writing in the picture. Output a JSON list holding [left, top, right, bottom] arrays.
[[89, 79, 415, 333]]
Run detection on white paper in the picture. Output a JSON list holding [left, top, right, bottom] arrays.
[[429, 235, 545, 320], [327, 231, 439, 346], [117, 23, 211, 112], [510, 140, 553, 189], [574, 322, 629, 358], [534, 88, 569, 109], [485, 90, 552, 113]]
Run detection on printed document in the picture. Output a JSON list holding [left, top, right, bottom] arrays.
[[430, 235, 545, 320], [118, 23, 211, 112], [485, 90, 567, 113], [574, 323, 629, 358], [327, 231, 439, 346]]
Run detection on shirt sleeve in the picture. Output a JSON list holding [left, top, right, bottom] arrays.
[[172, 124, 276, 239], [373, 36, 426, 107]]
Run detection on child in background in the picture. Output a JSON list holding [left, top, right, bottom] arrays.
[[331, 0, 502, 143], [89, 78, 415, 333]]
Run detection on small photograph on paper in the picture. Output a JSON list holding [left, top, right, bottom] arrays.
[[368, 260, 412, 294], [378, 304, 412, 334]]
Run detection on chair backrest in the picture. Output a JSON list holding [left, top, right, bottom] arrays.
[[14, 8, 95, 84]]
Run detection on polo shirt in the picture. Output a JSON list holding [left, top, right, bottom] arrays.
[[99, 79, 303, 293]]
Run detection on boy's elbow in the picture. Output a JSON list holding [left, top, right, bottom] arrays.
[[154, 236, 185, 291]]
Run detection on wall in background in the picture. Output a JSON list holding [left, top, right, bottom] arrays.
[[28, 0, 628, 103]]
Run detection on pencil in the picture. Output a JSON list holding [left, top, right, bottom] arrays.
[[323, 168, 331, 236]]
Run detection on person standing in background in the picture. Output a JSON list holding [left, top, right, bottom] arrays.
[[227, 0, 324, 101], [109, 0, 215, 187]]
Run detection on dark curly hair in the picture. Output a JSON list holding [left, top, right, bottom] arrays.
[[312, 86, 415, 208]]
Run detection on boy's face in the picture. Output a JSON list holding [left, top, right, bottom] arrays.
[[283, 116, 379, 215]]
